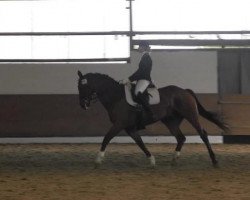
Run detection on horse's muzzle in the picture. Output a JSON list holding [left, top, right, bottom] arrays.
[[80, 99, 90, 110]]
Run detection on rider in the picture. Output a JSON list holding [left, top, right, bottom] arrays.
[[122, 40, 155, 121]]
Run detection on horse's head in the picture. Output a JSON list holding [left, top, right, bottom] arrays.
[[77, 71, 97, 110]]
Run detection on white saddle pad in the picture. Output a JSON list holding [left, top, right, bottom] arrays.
[[124, 83, 160, 107]]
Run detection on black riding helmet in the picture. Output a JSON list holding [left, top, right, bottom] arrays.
[[138, 40, 150, 48]]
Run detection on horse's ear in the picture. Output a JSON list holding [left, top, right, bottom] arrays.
[[77, 70, 83, 78]]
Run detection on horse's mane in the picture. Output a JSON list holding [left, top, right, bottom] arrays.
[[85, 73, 124, 101], [85, 73, 123, 93], [86, 73, 119, 85]]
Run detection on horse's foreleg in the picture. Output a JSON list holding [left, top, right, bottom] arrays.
[[95, 124, 122, 165], [125, 128, 156, 167]]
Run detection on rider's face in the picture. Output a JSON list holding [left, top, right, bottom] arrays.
[[138, 45, 147, 53]]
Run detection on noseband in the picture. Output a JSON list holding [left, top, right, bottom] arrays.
[[89, 92, 98, 103], [79, 78, 98, 109]]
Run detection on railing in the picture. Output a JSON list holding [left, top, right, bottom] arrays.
[[132, 31, 250, 50], [1, 31, 250, 63]]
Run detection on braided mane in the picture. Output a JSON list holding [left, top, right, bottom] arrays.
[[85, 73, 123, 100], [86, 73, 119, 85]]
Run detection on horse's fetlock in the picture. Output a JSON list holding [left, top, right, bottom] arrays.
[[149, 155, 156, 166], [95, 151, 105, 164]]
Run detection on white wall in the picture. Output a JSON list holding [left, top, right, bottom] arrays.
[[0, 51, 217, 94]]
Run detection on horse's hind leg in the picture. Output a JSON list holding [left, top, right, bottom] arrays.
[[125, 128, 156, 167], [187, 116, 218, 166], [201, 128, 218, 166], [161, 117, 186, 163], [95, 124, 122, 165]]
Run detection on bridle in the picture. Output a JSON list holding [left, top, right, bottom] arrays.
[[78, 79, 98, 110], [89, 92, 98, 103]]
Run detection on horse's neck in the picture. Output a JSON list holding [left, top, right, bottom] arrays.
[[91, 76, 123, 110]]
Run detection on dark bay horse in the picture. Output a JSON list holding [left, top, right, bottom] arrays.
[[77, 71, 228, 167]]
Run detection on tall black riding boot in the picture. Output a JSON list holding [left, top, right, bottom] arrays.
[[137, 92, 156, 122]]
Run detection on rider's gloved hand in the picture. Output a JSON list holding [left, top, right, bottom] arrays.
[[119, 78, 130, 84]]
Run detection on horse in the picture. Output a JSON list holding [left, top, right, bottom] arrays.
[[77, 71, 228, 167]]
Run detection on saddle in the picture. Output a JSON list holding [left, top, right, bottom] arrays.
[[124, 83, 160, 107]]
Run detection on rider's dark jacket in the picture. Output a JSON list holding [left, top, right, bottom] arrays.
[[129, 52, 152, 82]]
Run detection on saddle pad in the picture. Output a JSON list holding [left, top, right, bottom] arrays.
[[125, 83, 160, 107]]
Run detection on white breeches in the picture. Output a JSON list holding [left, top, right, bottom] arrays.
[[135, 80, 150, 95]]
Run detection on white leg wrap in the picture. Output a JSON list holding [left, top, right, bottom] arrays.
[[173, 151, 181, 160], [95, 151, 105, 164], [149, 155, 156, 166]]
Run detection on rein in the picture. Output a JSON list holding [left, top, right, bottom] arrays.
[[90, 92, 98, 104]]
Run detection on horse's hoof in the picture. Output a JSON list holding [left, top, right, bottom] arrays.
[[171, 151, 180, 166], [94, 158, 103, 169], [149, 155, 156, 167], [212, 160, 219, 168], [94, 151, 105, 166], [95, 157, 103, 165]]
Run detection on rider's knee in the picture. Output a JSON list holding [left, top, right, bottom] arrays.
[[136, 91, 143, 96]]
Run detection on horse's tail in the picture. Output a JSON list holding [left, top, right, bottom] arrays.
[[186, 89, 229, 132]]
